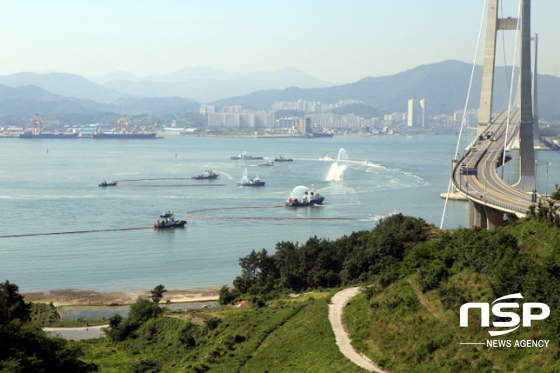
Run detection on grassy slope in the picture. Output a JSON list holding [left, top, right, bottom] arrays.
[[344, 218, 560, 373], [239, 297, 365, 373], [77, 294, 368, 372]]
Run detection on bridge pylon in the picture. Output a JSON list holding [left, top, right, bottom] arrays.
[[466, 0, 537, 229], [477, 0, 535, 189], [514, 0, 536, 192]]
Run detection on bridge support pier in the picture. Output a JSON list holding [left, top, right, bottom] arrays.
[[469, 200, 504, 229]]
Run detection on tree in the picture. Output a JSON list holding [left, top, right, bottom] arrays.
[[128, 298, 163, 324], [150, 284, 167, 305], [0, 281, 97, 372], [105, 298, 163, 342], [234, 249, 278, 294], [0, 280, 30, 323], [218, 285, 236, 305]]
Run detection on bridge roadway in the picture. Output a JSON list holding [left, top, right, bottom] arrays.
[[452, 107, 534, 221]]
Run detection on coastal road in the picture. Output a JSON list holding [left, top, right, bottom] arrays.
[[328, 287, 390, 373], [44, 325, 107, 341]]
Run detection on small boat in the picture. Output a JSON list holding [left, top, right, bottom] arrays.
[[99, 180, 117, 187], [231, 152, 263, 160], [192, 170, 219, 179], [237, 176, 266, 187], [285, 187, 324, 207], [153, 211, 187, 229], [320, 155, 335, 161], [257, 160, 274, 166], [274, 155, 293, 162]]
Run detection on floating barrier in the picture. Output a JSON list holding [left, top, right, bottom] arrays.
[[116, 178, 197, 182], [0, 227, 152, 239], [110, 178, 227, 187], [2, 206, 354, 239], [185, 206, 355, 220], [117, 183, 226, 187]]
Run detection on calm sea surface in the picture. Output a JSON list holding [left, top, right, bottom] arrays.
[[1, 135, 557, 293]]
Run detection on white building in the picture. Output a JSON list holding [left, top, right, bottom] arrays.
[[207, 111, 275, 128], [407, 99, 426, 127], [199, 105, 215, 114]]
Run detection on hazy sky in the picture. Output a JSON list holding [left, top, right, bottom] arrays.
[[1, 1, 558, 84]]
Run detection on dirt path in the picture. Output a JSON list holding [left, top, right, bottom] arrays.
[[44, 325, 107, 340], [328, 287, 390, 373]]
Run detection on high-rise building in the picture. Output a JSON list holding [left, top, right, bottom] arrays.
[[299, 117, 311, 134], [407, 99, 427, 127], [199, 105, 215, 114], [407, 99, 415, 127], [419, 99, 426, 127]]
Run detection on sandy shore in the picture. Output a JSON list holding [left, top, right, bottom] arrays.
[[23, 288, 219, 306]]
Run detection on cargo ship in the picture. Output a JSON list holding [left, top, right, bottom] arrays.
[[19, 114, 79, 139], [93, 132, 158, 139], [93, 115, 161, 139], [19, 132, 79, 139]]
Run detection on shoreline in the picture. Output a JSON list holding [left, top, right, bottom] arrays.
[[23, 288, 220, 307]]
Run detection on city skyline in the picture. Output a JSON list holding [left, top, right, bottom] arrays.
[[1, 1, 559, 85]]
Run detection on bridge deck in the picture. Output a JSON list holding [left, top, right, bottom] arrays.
[[452, 108, 534, 216]]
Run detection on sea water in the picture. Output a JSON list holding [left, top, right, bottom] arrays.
[[0, 135, 556, 293]]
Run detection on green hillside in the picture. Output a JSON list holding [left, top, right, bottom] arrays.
[[76, 295, 366, 373], [344, 215, 560, 373]]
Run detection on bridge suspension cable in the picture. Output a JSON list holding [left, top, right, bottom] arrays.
[[440, 0, 488, 229], [500, 1, 522, 176]]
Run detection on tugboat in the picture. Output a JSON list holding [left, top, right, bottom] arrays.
[[99, 180, 117, 187], [153, 211, 187, 229], [274, 155, 293, 162], [237, 176, 266, 187], [285, 187, 324, 207], [192, 170, 219, 179]]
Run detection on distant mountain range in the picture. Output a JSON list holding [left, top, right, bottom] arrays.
[[0, 83, 197, 121], [0, 61, 559, 123], [213, 60, 560, 120], [95, 67, 335, 103]]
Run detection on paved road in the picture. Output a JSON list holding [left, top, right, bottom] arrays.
[[43, 325, 107, 341], [453, 108, 534, 216], [328, 287, 389, 373]]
